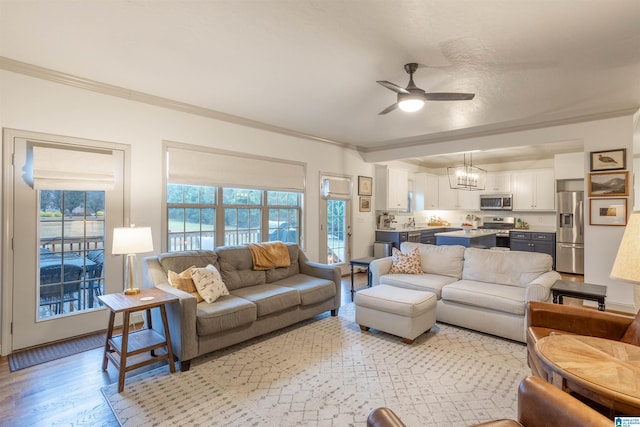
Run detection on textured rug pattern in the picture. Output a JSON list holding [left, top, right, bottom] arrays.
[[102, 304, 528, 426], [9, 331, 106, 371]]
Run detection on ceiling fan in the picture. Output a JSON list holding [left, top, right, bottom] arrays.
[[377, 63, 475, 115]]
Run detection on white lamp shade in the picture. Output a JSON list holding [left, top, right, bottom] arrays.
[[610, 211, 640, 284], [112, 226, 154, 255]]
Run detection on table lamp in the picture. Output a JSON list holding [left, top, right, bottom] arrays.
[[610, 211, 640, 309], [112, 225, 154, 295]]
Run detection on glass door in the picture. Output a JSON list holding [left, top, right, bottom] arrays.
[[10, 137, 125, 350], [319, 174, 351, 275]]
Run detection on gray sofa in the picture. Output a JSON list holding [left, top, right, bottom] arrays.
[[369, 242, 561, 342], [144, 243, 341, 371]]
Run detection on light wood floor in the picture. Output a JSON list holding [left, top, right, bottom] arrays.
[[0, 272, 583, 425]]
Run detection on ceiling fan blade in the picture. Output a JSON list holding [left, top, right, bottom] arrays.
[[377, 80, 410, 94], [425, 92, 475, 101], [378, 103, 398, 115]]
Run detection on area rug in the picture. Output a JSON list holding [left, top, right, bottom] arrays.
[[9, 331, 106, 372], [102, 303, 529, 426]]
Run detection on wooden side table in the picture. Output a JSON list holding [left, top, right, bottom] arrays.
[[551, 279, 607, 311], [535, 334, 640, 416], [98, 287, 178, 392], [349, 257, 376, 301]]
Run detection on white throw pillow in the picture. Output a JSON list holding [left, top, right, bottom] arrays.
[[191, 264, 229, 303]]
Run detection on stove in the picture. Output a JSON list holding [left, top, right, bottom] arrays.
[[479, 216, 515, 247]]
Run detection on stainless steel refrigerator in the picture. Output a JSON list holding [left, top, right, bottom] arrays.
[[556, 191, 584, 274]]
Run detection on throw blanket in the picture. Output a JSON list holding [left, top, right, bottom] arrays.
[[248, 242, 291, 270]]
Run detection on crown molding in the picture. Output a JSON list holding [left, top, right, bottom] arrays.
[[0, 56, 354, 150], [360, 107, 640, 156]]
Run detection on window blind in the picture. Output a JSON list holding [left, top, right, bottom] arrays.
[[167, 146, 305, 191], [321, 177, 351, 199], [31, 145, 116, 191]]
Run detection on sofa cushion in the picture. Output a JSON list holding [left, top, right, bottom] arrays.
[[195, 294, 257, 336], [441, 279, 527, 315], [462, 247, 552, 286], [271, 274, 335, 306], [216, 246, 267, 290], [265, 244, 301, 283], [231, 284, 301, 317], [389, 247, 422, 274], [379, 273, 458, 299], [167, 266, 203, 302], [191, 264, 230, 303], [400, 242, 465, 279], [158, 250, 219, 274]]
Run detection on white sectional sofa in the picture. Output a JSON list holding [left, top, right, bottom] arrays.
[[368, 242, 561, 342]]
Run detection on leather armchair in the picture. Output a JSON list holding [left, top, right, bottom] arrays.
[[367, 376, 611, 427], [526, 301, 636, 381]]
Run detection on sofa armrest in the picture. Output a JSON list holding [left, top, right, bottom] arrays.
[[524, 271, 561, 302], [527, 301, 632, 340], [518, 376, 611, 427], [143, 256, 199, 364], [369, 257, 393, 286], [298, 250, 341, 310]]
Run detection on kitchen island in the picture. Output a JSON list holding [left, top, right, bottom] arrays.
[[435, 229, 500, 249]]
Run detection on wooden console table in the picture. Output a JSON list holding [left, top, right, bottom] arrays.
[[535, 334, 640, 416], [98, 287, 178, 392]]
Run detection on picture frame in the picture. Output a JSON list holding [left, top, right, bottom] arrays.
[[588, 171, 629, 197], [358, 176, 372, 196], [589, 198, 627, 226], [590, 148, 626, 171], [359, 196, 371, 212]]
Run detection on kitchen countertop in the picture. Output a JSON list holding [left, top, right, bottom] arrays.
[[376, 225, 557, 233], [510, 226, 557, 233], [376, 226, 461, 232], [435, 229, 502, 238]]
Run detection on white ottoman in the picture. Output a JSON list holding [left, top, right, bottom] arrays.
[[355, 285, 437, 344]]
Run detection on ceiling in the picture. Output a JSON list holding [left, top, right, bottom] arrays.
[[1, 0, 639, 168]]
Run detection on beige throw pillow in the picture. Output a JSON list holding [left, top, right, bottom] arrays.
[[191, 264, 229, 303], [167, 266, 203, 303], [389, 247, 423, 274]]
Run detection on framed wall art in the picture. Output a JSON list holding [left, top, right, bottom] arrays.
[[359, 196, 371, 212], [358, 176, 372, 196], [590, 198, 627, 226], [588, 171, 629, 197], [590, 148, 626, 171]]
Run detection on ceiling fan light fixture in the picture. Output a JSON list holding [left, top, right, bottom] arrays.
[[398, 97, 424, 112]]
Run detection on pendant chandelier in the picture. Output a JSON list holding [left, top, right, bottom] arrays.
[[447, 153, 487, 191]]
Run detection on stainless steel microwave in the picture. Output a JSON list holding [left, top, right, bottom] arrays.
[[480, 194, 513, 211]]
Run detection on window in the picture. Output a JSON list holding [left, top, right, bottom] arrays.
[[267, 191, 300, 244], [223, 188, 262, 245], [39, 190, 105, 318], [167, 184, 216, 251], [166, 185, 302, 251]]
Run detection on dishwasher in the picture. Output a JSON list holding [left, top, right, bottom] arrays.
[[408, 232, 421, 243]]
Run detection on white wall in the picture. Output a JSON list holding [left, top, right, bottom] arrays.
[[1, 68, 637, 337], [0, 69, 384, 261], [0, 70, 388, 354]]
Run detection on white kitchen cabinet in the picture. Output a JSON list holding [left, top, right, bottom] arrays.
[[483, 171, 512, 193], [375, 165, 409, 211], [438, 175, 480, 210], [414, 172, 439, 210], [512, 169, 555, 211]]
